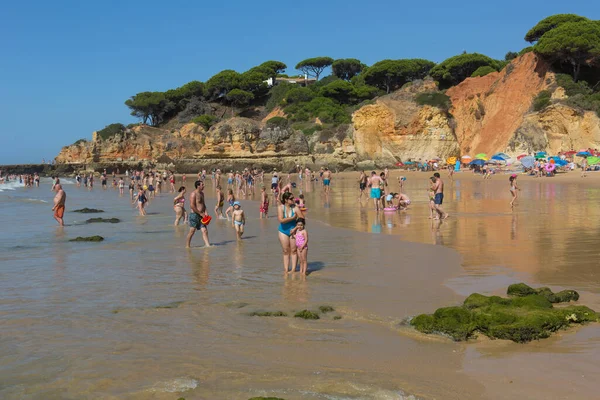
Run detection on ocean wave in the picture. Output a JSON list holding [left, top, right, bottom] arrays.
[[147, 377, 199, 393], [0, 181, 24, 192]]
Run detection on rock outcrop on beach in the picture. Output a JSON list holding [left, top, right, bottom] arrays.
[[53, 52, 600, 172]]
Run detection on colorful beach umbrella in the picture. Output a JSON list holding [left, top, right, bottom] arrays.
[[564, 151, 577, 156], [577, 151, 592, 157], [470, 159, 485, 166], [492, 152, 510, 160], [588, 156, 600, 166], [535, 151, 547, 157], [491, 155, 507, 162], [516, 154, 528, 160], [461, 155, 472, 162], [475, 153, 488, 160], [520, 156, 535, 168], [447, 157, 457, 165]]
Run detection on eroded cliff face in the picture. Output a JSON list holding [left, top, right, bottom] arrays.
[[56, 52, 600, 171], [352, 80, 459, 165], [447, 52, 551, 155]]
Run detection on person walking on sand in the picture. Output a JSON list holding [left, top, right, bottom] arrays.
[[186, 180, 211, 248], [231, 201, 245, 239], [173, 186, 187, 225], [509, 174, 519, 208], [428, 176, 437, 219], [290, 218, 309, 275], [581, 157, 588, 178], [52, 184, 66, 226], [278, 192, 299, 273], [432, 172, 448, 219], [224, 189, 235, 220]]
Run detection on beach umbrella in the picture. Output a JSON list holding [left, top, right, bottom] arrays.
[[564, 150, 577, 156], [492, 152, 510, 160], [588, 156, 600, 166], [470, 159, 485, 166], [516, 154, 528, 160], [447, 157, 457, 165], [395, 162, 404, 167], [520, 156, 535, 168], [461, 155, 472, 160], [535, 151, 547, 157], [491, 155, 508, 161], [475, 153, 488, 160], [577, 151, 592, 157], [486, 159, 502, 164]]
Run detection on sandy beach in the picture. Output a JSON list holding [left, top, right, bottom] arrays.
[[1, 169, 599, 399]]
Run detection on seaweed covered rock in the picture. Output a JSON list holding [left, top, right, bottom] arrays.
[[249, 311, 288, 317], [411, 285, 598, 343], [507, 283, 579, 303], [318, 305, 335, 313], [72, 208, 104, 213], [294, 310, 320, 320], [69, 235, 104, 242], [86, 217, 120, 223]]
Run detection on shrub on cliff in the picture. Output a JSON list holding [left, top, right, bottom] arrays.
[[332, 58, 365, 81], [265, 116, 288, 129], [319, 80, 357, 104], [177, 97, 213, 123], [534, 20, 600, 82], [266, 82, 294, 111], [525, 14, 589, 43], [518, 46, 534, 56], [415, 92, 451, 111], [97, 123, 125, 140], [533, 90, 552, 111], [192, 115, 218, 130], [471, 66, 496, 77], [286, 97, 350, 125], [430, 53, 500, 88], [363, 59, 435, 93]]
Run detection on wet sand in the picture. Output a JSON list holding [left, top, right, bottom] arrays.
[[1, 170, 599, 399]]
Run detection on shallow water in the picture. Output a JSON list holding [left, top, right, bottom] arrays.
[[1, 173, 599, 399]]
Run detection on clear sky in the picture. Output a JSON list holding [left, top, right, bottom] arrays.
[[0, 1, 598, 164]]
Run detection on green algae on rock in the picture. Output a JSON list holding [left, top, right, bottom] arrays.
[[86, 217, 120, 223], [249, 311, 288, 317], [411, 284, 598, 343], [318, 305, 335, 313], [72, 208, 104, 213], [507, 283, 579, 303], [69, 235, 104, 242], [294, 310, 320, 320]]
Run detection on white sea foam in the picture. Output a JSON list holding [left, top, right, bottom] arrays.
[[148, 377, 199, 393], [0, 180, 24, 192]]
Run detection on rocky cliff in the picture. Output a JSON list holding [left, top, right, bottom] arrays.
[[55, 52, 600, 171]]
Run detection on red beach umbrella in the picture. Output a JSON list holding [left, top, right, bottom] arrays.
[[516, 154, 528, 160], [564, 151, 577, 156]]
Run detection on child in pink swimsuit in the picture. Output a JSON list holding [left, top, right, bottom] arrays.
[[291, 218, 309, 275]]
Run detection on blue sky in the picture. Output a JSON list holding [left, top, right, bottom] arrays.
[[1, 1, 598, 164]]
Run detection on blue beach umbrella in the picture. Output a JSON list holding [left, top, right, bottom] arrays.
[[535, 151, 547, 157], [470, 159, 486, 166], [520, 156, 535, 168], [577, 151, 592, 157], [492, 152, 510, 160]]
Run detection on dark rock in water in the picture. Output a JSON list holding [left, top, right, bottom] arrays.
[[508, 283, 579, 303], [249, 311, 288, 317], [333, 315, 342, 320], [86, 217, 120, 223], [154, 301, 184, 309], [72, 208, 104, 213], [69, 236, 104, 242], [318, 305, 335, 313], [507, 283, 536, 297], [411, 286, 598, 343], [294, 310, 320, 320]]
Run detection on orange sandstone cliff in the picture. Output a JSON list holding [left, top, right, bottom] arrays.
[[55, 53, 600, 171]]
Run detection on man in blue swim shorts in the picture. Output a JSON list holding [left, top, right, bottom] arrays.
[[369, 171, 383, 211], [322, 167, 332, 193], [186, 180, 211, 248], [432, 172, 448, 219]]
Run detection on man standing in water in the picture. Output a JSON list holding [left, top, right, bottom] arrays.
[[369, 171, 383, 211], [52, 184, 66, 226], [432, 172, 448, 220], [358, 170, 368, 201], [186, 180, 211, 248], [322, 167, 332, 193]]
